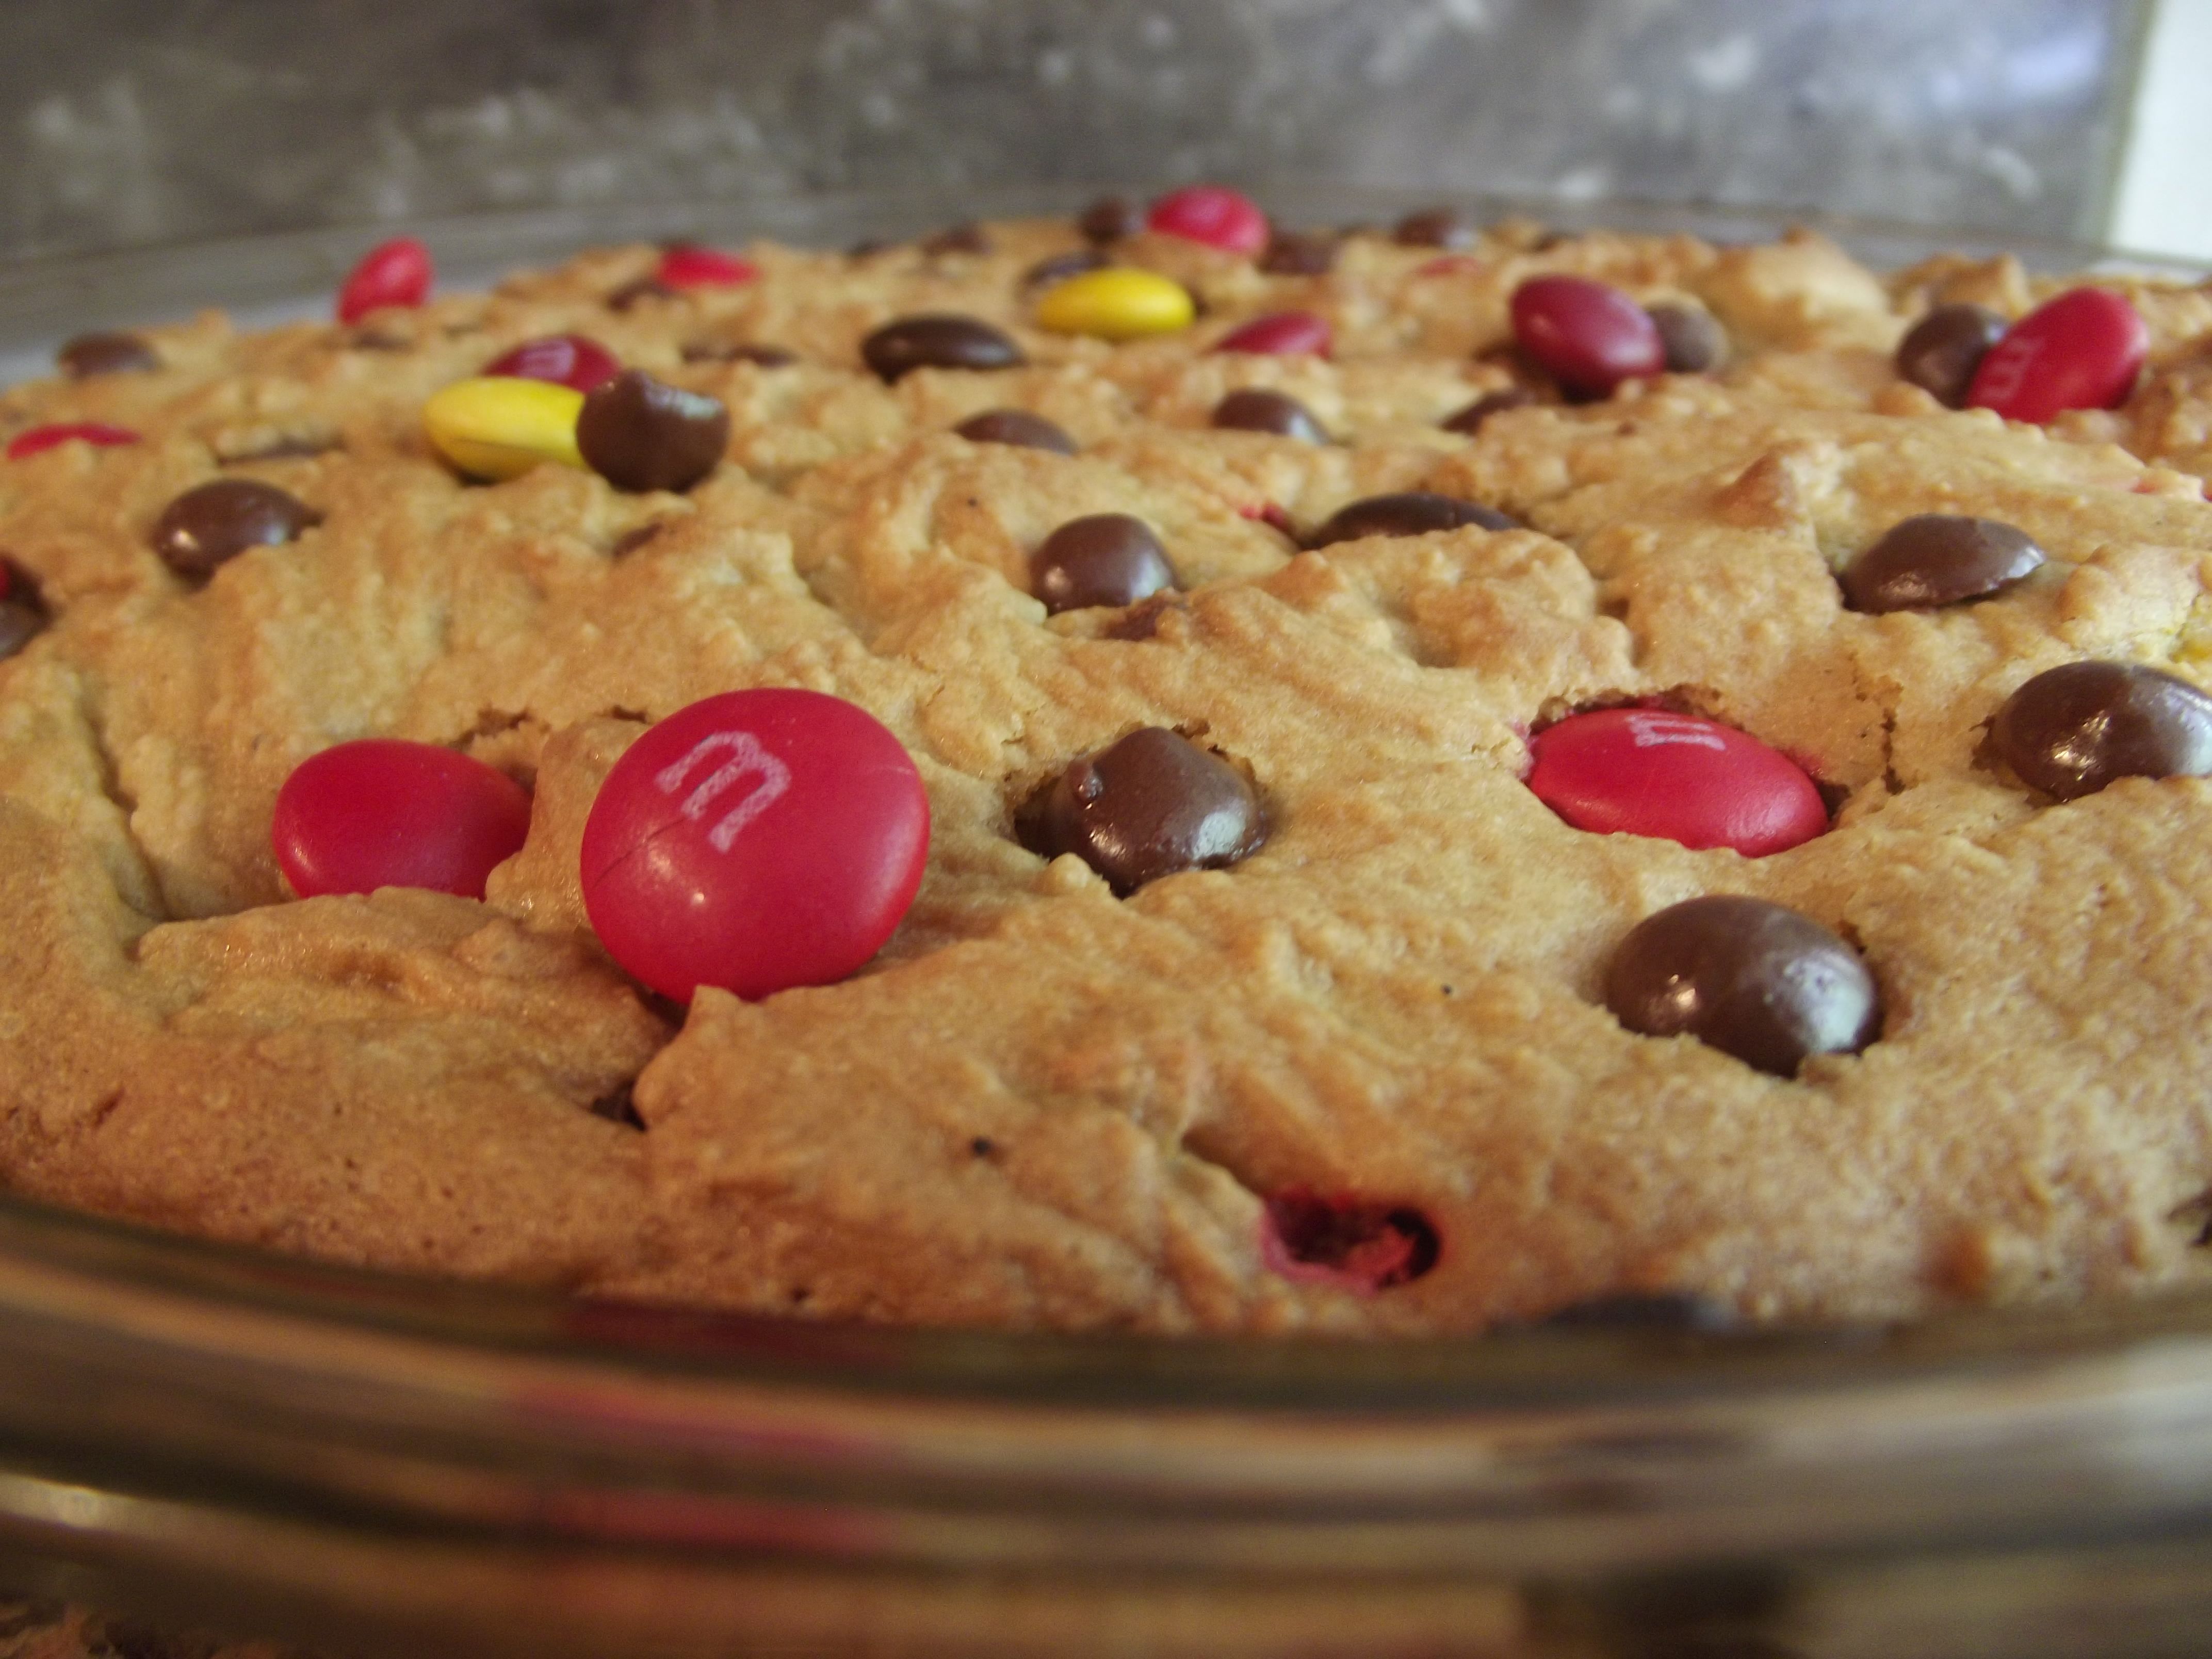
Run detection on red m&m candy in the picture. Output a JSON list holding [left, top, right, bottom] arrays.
[[580, 689, 930, 1002], [336, 237, 433, 324], [1526, 709, 1827, 856], [1966, 287, 2148, 425], [1147, 186, 1270, 255], [481, 334, 621, 393], [656, 245, 760, 289], [6, 422, 139, 460], [272, 739, 531, 900], [1509, 275, 1665, 398], [1212, 310, 1332, 357]]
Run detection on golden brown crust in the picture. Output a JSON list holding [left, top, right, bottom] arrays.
[[2, 215, 2210, 1331]]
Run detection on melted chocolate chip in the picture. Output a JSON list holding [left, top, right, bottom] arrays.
[[150, 479, 320, 583], [846, 238, 893, 261], [1992, 660, 2212, 801], [1020, 726, 1266, 893], [1078, 195, 1145, 244], [1441, 386, 1535, 434], [1265, 1189, 1440, 1287], [923, 221, 992, 257], [1028, 514, 1176, 613], [954, 408, 1078, 454], [682, 340, 798, 367], [1102, 594, 1181, 641], [1022, 247, 1112, 290], [576, 370, 729, 494], [1211, 387, 1328, 443], [1895, 303, 2007, 408], [606, 276, 676, 312], [1393, 207, 1473, 249], [1536, 1291, 1737, 1332], [1306, 491, 1517, 548], [1259, 231, 1337, 276], [1841, 514, 2045, 612], [1604, 896, 1881, 1078], [1647, 303, 1727, 373], [58, 331, 159, 378], [861, 315, 1026, 383]]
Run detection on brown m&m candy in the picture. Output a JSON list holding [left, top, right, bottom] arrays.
[[1604, 895, 1880, 1077], [1078, 196, 1146, 244], [576, 370, 729, 493], [58, 332, 159, 379], [1258, 231, 1338, 276], [1392, 207, 1473, 249], [1992, 661, 2212, 801], [1646, 303, 1727, 373], [862, 315, 1026, 383], [1029, 514, 1176, 614], [1306, 491, 1516, 548], [1442, 387, 1535, 434], [1021, 248, 1111, 291], [1841, 514, 2045, 613], [954, 409, 1078, 454], [1211, 388, 1328, 443], [1021, 726, 1266, 893], [1895, 304, 2007, 408], [150, 480, 320, 583]]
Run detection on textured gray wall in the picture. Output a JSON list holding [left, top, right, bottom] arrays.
[[0, 0, 2149, 259]]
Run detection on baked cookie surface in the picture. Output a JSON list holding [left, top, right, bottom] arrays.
[[2, 205, 2209, 1333]]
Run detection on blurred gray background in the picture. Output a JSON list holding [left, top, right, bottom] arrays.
[[0, 0, 2163, 260]]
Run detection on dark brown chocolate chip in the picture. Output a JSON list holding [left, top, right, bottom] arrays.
[[682, 339, 798, 367], [1841, 514, 2045, 612], [861, 314, 1026, 383], [1028, 513, 1176, 614], [1078, 194, 1145, 244], [954, 408, 1078, 454], [922, 221, 992, 257], [1265, 1189, 1440, 1287], [1212, 387, 1328, 443], [1604, 895, 1881, 1078], [1306, 491, 1517, 548], [846, 237, 894, 261], [58, 331, 159, 378], [150, 479, 320, 583], [346, 329, 410, 352], [1895, 303, 2007, 408], [1441, 386, 1535, 434], [1992, 660, 2212, 801], [1259, 231, 1338, 276], [1647, 303, 1727, 373], [1393, 207, 1473, 250], [576, 370, 730, 494], [606, 276, 676, 312], [1536, 1291, 1737, 1332], [1022, 247, 1112, 291], [1020, 726, 1266, 893]]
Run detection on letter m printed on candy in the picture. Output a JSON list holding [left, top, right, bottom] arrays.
[[579, 689, 931, 1002], [655, 729, 792, 853]]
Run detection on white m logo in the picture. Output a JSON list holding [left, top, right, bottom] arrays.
[[1624, 712, 1726, 752], [653, 730, 792, 853]]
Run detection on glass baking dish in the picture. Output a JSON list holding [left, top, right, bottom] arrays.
[[0, 189, 2207, 1659]]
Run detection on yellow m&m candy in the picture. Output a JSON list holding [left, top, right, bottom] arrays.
[[1034, 269, 1196, 341], [423, 376, 586, 481]]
